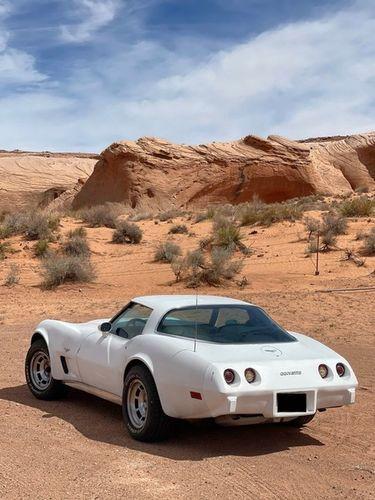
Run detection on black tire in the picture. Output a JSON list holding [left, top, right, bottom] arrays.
[[25, 339, 67, 400], [123, 365, 171, 442], [285, 413, 316, 427]]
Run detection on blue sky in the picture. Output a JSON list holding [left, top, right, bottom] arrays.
[[0, 0, 374, 151]]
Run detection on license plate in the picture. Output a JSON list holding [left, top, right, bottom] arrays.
[[277, 393, 307, 412]]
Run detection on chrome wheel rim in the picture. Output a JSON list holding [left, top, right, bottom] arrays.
[[127, 379, 148, 429], [30, 351, 51, 391]]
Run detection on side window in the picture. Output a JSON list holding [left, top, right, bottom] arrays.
[[111, 303, 152, 339], [158, 308, 213, 339]]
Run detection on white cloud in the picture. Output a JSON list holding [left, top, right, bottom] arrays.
[[0, 0, 374, 151], [0, 2, 47, 85], [60, 0, 121, 43]]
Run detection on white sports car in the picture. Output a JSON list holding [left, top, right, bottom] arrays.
[[25, 295, 358, 442]]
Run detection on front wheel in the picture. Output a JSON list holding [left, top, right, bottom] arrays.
[[25, 339, 67, 400], [123, 365, 171, 442]]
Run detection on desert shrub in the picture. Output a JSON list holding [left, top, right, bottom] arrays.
[[62, 233, 90, 257], [0, 210, 59, 241], [355, 186, 369, 194], [362, 227, 375, 255], [339, 196, 374, 217], [79, 203, 125, 228], [34, 239, 50, 258], [212, 216, 242, 249], [171, 247, 243, 287], [42, 254, 95, 289], [154, 241, 182, 262], [305, 239, 319, 254], [321, 212, 347, 236], [194, 212, 209, 223], [169, 224, 188, 234], [321, 231, 337, 251], [112, 221, 142, 244], [67, 227, 87, 238], [199, 237, 212, 250], [355, 230, 366, 241], [4, 264, 20, 287], [0, 242, 14, 260], [128, 211, 153, 222], [157, 209, 185, 222], [303, 216, 321, 238]]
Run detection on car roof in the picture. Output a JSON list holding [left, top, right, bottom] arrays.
[[133, 294, 251, 313]]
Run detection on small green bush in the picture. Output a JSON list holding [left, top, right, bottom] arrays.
[[321, 231, 337, 251], [212, 216, 242, 249], [339, 196, 374, 217], [362, 227, 375, 255], [239, 201, 303, 227], [42, 254, 95, 289], [154, 241, 182, 262], [112, 221, 142, 244], [62, 235, 90, 257], [34, 239, 50, 258]]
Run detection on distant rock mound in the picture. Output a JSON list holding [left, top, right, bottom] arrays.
[[0, 151, 98, 212], [72, 132, 375, 210]]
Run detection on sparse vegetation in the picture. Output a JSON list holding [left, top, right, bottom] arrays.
[[303, 216, 321, 239], [321, 231, 337, 251], [0, 241, 14, 260], [112, 221, 143, 244], [0, 210, 60, 240], [41, 254, 96, 289], [78, 203, 125, 228], [212, 216, 242, 249], [239, 200, 303, 227], [169, 224, 188, 234], [4, 264, 20, 287], [128, 211, 153, 222], [157, 209, 186, 222], [362, 227, 375, 255], [355, 186, 369, 194], [321, 212, 347, 236], [339, 196, 374, 217], [154, 241, 182, 262]]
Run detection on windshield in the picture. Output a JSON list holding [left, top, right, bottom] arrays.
[[157, 305, 295, 344]]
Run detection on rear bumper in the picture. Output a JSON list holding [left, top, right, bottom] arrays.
[[190, 385, 356, 419]]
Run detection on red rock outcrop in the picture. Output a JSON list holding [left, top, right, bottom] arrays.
[[72, 132, 375, 210]]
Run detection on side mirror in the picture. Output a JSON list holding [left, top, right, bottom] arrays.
[[99, 322, 111, 333]]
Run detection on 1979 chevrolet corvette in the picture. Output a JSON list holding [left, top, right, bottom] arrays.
[[25, 295, 358, 441]]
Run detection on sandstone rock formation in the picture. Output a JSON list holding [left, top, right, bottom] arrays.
[[0, 151, 98, 211], [72, 132, 375, 210]]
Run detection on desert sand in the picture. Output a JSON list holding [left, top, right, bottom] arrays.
[[0, 209, 374, 499]]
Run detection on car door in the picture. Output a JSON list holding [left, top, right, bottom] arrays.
[[76, 303, 153, 396]]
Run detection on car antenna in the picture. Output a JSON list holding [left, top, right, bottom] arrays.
[[194, 292, 198, 353]]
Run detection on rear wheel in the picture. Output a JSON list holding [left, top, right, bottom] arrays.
[[285, 413, 316, 427], [123, 365, 171, 442], [25, 339, 67, 400]]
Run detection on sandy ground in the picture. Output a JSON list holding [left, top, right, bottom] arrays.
[[0, 215, 374, 499]]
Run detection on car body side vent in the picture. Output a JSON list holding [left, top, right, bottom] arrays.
[[60, 356, 69, 374]]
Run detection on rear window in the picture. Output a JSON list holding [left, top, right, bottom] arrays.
[[157, 305, 295, 344]]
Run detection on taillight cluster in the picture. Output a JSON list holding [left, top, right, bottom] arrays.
[[223, 368, 257, 385], [318, 363, 346, 378]]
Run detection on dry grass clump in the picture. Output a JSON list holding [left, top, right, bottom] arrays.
[[61, 228, 90, 257], [4, 264, 20, 287], [157, 209, 186, 222], [128, 211, 153, 222], [212, 216, 242, 249], [321, 212, 347, 235], [168, 224, 188, 234], [171, 247, 243, 287], [41, 254, 95, 289], [339, 196, 374, 217], [362, 227, 375, 255], [112, 221, 143, 244], [0, 242, 14, 260], [355, 186, 369, 194], [154, 241, 182, 262], [0, 210, 60, 240], [78, 203, 125, 228]]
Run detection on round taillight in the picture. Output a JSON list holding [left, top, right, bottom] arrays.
[[224, 369, 235, 384], [318, 364, 329, 379], [244, 368, 256, 383], [336, 363, 345, 377]]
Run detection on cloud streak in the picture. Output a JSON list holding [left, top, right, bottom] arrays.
[[60, 0, 121, 43]]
